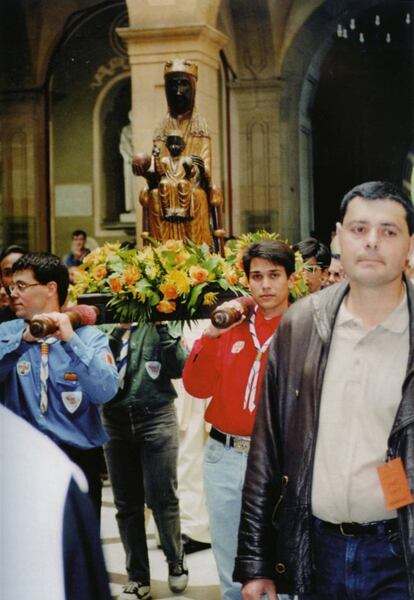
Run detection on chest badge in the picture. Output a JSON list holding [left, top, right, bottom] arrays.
[[231, 341, 245, 354], [17, 361, 31, 376], [145, 361, 161, 380], [61, 391, 82, 413]]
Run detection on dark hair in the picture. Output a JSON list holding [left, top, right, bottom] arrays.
[[242, 240, 295, 278], [0, 245, 27, 262], [339, 181, 414, 234], [293, 238, 331, 269], [12, 252, 69, 306], [72, 230, 87, 239]]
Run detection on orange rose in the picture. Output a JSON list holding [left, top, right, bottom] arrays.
[[160, 282, 178, 300], [156, 300, 176, 314], [109, 276, 123, 294], [123, 265, 141, 286], [189, 265, 209, 285], [225, 270, 238, 286], [92, 265, 107, 281]]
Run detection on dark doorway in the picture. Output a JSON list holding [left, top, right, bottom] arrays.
[[312, 3, 413, 244]]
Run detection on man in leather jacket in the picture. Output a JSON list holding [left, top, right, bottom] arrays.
[[234, 181, 414, 600]]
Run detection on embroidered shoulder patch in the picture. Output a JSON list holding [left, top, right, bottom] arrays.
[[145, 361, 161, 380], [231, 341, 245, 354], [17, 361, 31, 376], [105, 351, 115, 365], [61, 391, 82, 413]]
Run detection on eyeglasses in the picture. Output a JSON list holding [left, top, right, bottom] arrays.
[[8, 282, 42, 294], [303, 262, 323, 274]]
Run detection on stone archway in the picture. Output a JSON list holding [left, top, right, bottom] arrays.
[[279, 0, 413, 244]]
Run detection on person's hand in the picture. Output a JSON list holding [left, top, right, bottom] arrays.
[[28, 311, 75, 343], [204, 299, 247, 339], [241, 578, 277, 600]]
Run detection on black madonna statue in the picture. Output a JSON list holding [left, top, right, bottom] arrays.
[[132, 58, 225, 252]]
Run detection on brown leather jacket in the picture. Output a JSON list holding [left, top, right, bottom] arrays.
[[234, 278, 414, 597]]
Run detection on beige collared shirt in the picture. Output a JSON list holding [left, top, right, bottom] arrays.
[[312, 289, 409, 523]]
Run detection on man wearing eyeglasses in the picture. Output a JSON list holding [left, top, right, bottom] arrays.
[[0, 244, 26, 323], [293, 238, 331, 293], [0, 252, 119, 518]]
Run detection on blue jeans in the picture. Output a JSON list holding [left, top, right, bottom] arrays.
[[103, 403, 182, 584], [204, 437, 247, 600], [300, 517, 409, 599], [204, 437, 291, 600]]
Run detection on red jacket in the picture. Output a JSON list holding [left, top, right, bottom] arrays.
[[183, 310, 281, 436]]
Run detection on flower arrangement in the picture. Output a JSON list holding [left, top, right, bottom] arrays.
[[70, 233, 309, 323], [70, 239, 249, 323]]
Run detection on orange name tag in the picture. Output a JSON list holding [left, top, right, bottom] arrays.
[[377, 457, 414, 511]]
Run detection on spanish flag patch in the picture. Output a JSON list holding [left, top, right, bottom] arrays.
[[64, 372, 78, 381]]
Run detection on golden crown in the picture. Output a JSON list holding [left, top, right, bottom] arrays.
[[164, 58, 198, 80]]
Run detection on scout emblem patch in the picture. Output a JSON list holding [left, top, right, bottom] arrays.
[[231, 341, 245, 354], [145, 361, 161, 380], [61, 391, 82, 413], [17, 361, 31, 376]]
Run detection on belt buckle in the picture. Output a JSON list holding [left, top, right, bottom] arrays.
[[339, 523, 355, 537], [233, 437, 250, 453]]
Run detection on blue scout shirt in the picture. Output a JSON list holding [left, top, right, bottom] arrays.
[[0, 319, 119, 449]]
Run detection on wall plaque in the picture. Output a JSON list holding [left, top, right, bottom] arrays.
[[55, 184, 92, 217]]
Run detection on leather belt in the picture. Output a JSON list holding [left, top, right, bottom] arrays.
[[209, 427, 251, 453], [316, 517, 399, 537]]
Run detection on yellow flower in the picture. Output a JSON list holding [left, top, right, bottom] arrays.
[[139, 246, 156, 261], [160, 282, 178, 300], [203, 291, 218, 306], [92, 265, 107, 281], [103, 242, 122, 257], [189, 265, 209, 285], [175, 250, 190, 267], [82, 250, 99, 266], [235, 251, 244, 272], [165, 270, 190, 295], [156, 300, 176, 314], [239, 275, 249, 288], [163, 240, 184, 253], [145, 264, 160, 279]]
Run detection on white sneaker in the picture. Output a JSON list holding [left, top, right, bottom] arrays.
[[117, 581, 151, 600], [168, 552, 189, 593]]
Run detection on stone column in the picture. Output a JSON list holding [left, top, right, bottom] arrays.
[[117, 22, 228, 241], [0, 92, 48, 250], [229, 78, 282, 238]]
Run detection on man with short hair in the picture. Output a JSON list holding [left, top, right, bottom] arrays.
[[326, 253, 346, 286], [234, 181, 414, 599], [0, 252, 119, 517], [63, 230, 90, 268], [0, 244, 26, 322], [293, 238, 331, 293], [183, 240, 295, 600]]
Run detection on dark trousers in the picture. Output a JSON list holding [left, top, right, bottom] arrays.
[[60, 443, 103, 523], [300, 517, 410, 599], [103, 403, 182, 585]]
